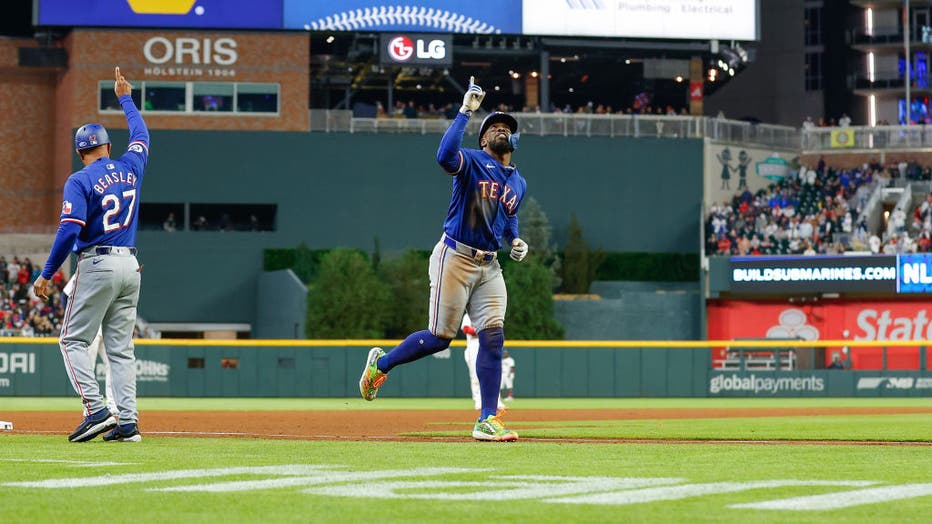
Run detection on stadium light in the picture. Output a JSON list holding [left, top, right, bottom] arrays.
[[866, 8, 874, 36], [530, 71, 539, 78], [869, 94, 877, 126], [868, 51, 875, 82], [675, 76, 683, 83], [326, 35, 335, 44]]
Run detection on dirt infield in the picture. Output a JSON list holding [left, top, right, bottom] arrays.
[[7, 406, 932, 443]]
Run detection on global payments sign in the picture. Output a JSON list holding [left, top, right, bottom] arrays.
[[729, 254, 932, 295]]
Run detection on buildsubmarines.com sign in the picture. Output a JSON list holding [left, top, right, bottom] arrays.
[[729, 254, 932, 295]]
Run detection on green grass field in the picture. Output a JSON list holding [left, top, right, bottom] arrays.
[[1, 398, 930, 524]]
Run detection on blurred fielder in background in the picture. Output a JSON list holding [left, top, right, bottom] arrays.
[[462, 313, 505, 411], [360, 76, 528, 442], [501, 349, 515, 401], [33, 67, 149, 443]]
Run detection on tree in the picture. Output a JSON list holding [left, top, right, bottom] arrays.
[[379, 250, 430, 338], [504, 260, 565, 339], [306, 248, 391, 338], [518, 197, 562, 291], [560, 214, 605, 293]]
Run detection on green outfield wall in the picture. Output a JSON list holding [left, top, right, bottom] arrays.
[[1, 341, 928, 398], [106, 129, 702, 325]]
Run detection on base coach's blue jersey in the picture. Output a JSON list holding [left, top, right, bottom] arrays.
[[60, 98, 149, 251]]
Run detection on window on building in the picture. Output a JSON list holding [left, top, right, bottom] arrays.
[[99, 81, 280, 116], [193, 82, 234, 113], [98, 81, 142, 111], [144, 82, 186, 111], [236, 83, 279, 113], [805, 52, 823, 91], [805, 6, 822, 46], [139, 203, 185, 231], [189, 203, 277, 232]]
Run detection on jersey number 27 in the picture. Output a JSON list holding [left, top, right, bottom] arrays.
[[102, 189, 137, 232]]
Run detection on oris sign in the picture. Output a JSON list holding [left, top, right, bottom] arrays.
[[379, 33, 451, 66], [142, 36, 238, 77]]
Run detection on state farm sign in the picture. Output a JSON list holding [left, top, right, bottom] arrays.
[[707, 300, 932, 370], [143, 36, 238, 77], [379, 33, 452, 66]]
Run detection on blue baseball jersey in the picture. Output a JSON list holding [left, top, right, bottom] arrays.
[[438, 114, 527, 251], [60, 99, 149, 251]]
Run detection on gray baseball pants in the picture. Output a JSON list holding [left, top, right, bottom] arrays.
[[59, 249, 140, 424]]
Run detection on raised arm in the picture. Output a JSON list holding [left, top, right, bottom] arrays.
[[115, 66, 149, 152], [437, 76, 485, 174]]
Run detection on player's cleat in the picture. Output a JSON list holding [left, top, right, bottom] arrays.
[[103, 423, 142, 443], [68, 408, 117, 442], [472, 414, 518, 442], [359, 347, 388, 401]]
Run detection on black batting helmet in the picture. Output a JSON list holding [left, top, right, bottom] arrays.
[[478, 112, 518, 147]]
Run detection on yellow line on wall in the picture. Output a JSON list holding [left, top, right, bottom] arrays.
[[0, 338, 929, 348]]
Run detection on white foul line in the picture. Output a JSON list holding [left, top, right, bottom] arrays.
[[1, 465, 337, 489], [547, 480, 878, 505], [731, 484, 932, 510], [153, 468, 483, 493]]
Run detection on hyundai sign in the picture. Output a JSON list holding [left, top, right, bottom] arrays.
[[379, 34, 452, 66], [728, 255, 932, 295]]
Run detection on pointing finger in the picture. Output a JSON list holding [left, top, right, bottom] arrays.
[[469, 75, 475, 86], [115, 66, 121, 81]]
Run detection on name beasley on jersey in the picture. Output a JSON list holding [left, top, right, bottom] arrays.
[[476, 180, 518, 213], [93, 163, 138, 194]]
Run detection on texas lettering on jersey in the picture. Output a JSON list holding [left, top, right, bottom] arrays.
[[476, 180, 519, 214]]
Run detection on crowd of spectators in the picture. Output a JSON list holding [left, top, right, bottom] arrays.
[[362, 98, 690, 119], [706, 159, 879, 256], [0, 255, 66, 338], [707, 157, 932, 256]]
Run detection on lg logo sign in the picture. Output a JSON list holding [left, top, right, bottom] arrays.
[[383, 34, 449, 65], [143, 36, 238, 65], [386, 35, 445, 61]]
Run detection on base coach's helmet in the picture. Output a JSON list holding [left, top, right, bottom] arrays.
[[478, 112, 518, 147], [74, 123, 111, 151]]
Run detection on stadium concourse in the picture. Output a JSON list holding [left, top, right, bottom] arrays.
[[707, 160, 932, 257]]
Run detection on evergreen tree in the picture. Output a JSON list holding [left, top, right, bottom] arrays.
[[504, 260, 565, 339], [306, 248, 391, 338]]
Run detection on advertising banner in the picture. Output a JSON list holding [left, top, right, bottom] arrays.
[[729, 255, 898, 294], [523, 0, 757, 40], [706, 300, 932, 370], [727, 254, 932, 295], [285, 0, 521, 34], [704, 142, 796, 209], [379, 33, 453, 66], [36, 0, 283, 29]]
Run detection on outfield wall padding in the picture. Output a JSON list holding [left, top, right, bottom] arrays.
[[1, 342, 928, 398]]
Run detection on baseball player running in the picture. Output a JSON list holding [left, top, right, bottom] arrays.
[[462, 313, 505, 411], [33, 67, 149, 443], [360, 76, 528, 442]]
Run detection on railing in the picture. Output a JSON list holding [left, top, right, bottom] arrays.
[[801, 125, 932, 151], [308, 110, 800, 149]]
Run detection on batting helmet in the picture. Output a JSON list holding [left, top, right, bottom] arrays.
[[74, 123, 110, 151], [478, 112, 518, 147]]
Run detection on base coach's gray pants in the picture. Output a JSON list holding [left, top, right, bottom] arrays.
[[59, 248, 141, 424]]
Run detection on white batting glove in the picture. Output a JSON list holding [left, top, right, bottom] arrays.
[[460, 76, 485, 115], [510, 238, 528, 262]]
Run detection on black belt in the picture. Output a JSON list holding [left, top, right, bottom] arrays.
[[443, 235, 496, 262], [83, 246, 137, 257]]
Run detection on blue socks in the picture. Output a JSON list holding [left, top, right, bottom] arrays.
[[377, 330, 451, 373], [476, 327, 504, 420]]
